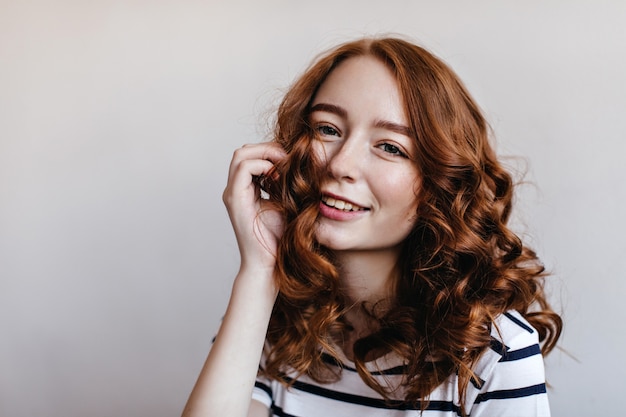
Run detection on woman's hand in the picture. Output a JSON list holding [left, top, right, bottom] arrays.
[[222, 142, 287, 273]]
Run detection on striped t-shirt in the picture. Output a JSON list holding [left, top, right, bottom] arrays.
[[252, 310, 551, 416]]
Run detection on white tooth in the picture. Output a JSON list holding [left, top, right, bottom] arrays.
[[326, 197, 336, 206], [334, 200, 345, 210], [344, 202, 353, 211]]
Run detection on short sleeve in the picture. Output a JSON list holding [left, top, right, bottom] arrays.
[[251, 377, 273, 409], [468, 311, 551, 417]]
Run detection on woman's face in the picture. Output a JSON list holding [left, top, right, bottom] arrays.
[[310, 55, 420, 254]]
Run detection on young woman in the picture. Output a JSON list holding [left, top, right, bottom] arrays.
[[182, 37, 562, 417]]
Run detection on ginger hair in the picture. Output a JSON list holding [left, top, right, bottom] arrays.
[[261, 37, 562, 414]]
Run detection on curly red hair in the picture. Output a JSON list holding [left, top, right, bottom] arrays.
[[261, 37, 562, 414]]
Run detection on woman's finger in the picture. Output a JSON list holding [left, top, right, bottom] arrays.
[[223, 158, 276, 205], [227, 142, 287, 180]]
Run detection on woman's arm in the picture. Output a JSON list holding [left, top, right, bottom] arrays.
[[182, 268, 276, 417], [182, 143, 286, 417]]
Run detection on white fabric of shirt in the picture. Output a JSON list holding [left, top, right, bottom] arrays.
[[252, 310, 551, 417]]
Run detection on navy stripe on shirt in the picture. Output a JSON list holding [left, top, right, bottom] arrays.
[[474, 383, 547, 404], [489, 337, 510, 356], [504, 312, 534, 333], [255, 381, 273, 399], [499, 344, 541, 362], [282, 375, 463, 415]]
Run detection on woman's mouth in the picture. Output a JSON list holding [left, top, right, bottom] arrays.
[[321, 195, 368, 212]]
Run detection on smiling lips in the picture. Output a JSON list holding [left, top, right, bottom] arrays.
[[321, 195, 368, 212]]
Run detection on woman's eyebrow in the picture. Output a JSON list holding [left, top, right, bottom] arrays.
[[309, 103, 347, 118], [374, 120, 412, 137]]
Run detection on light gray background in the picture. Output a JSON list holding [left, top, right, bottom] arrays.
[[1, 1, 624, 416]]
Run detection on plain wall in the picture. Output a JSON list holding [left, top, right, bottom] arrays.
[[1, 1, 624, 416]]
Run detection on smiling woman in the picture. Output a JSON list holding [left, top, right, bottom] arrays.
[[182, 37, 562, 417]]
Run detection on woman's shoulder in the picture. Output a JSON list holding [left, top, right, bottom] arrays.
[[474, 310, 543, 375], [465, 310, 550, 416]]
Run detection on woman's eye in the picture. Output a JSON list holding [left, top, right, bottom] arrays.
[[379, 143, 406, 157], [317, 125, 339, 137]]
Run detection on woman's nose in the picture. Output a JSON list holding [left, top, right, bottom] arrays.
[[326, 136, 364, 182]]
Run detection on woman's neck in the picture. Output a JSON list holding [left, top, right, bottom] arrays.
[[334, 247, 401, 306], [331, 247, 403, 361]]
